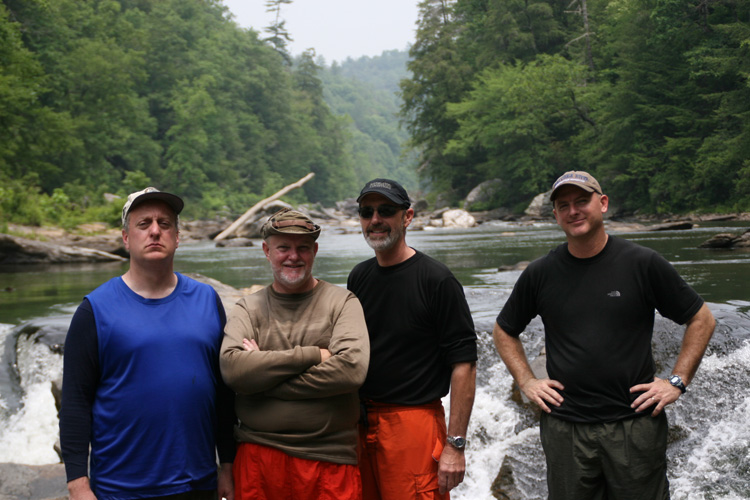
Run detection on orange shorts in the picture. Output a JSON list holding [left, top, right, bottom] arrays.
[[358, 400, 448, 500], [233, 442, 362, 500]]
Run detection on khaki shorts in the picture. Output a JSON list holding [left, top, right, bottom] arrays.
[[540, 412, 670, 500]]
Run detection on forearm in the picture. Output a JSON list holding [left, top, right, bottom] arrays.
[[672, 303, 715, 385], [492, 322, 535, 387], [67, 476, 96, 500], [263, 353, 367, 399], [220, 345, 321, 394], [217, 462, 234, 500], [447, 362, 476, 436], [60, 302, 98, 483], [221, 304, 324, 393], [264, 312, 369, 399]]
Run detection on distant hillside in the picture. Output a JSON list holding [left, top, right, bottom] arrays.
[[330, 49, 410, 94], [320, 50, 417, 190]]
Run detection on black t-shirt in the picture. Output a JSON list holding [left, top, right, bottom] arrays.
[[348, 250, 477, 405], [496, 236, 703, 423]]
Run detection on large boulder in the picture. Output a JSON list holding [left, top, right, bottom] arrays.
[[442, 209, 477, 229], [464, 179, 504, 211], [524, 191, 553, 219]]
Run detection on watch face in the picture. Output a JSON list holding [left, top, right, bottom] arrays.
[[669, 375, 686, 392], [449, 436, 466, 448]]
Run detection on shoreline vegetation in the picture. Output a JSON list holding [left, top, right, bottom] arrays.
[[2, 205, 748, 267]]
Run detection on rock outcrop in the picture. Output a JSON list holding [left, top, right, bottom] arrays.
[[699, 229, 750, 249], [0, 234, 127, 265], [442, 209, 477, 229], [464, 179, 503, 211], [0, 463, 67, 500], [524, 191, 553, 219]]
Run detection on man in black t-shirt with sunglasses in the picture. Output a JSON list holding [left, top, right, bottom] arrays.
[[348, 178, 478, 499]]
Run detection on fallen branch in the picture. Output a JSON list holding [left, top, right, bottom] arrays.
[[213, 172, 315, 241]]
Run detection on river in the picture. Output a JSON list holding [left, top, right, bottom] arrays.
[[1, 219, 749, 499]]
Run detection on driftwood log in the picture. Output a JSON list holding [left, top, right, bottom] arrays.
[[213, 173, 315, 242]]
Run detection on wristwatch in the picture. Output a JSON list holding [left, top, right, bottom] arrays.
[[668, 374, 686, 394], [446, 435, 466, 449]]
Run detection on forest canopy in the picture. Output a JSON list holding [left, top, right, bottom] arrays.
[[2, 0, 749, 229], [0, 0, 402, 226], [400, 0, 750, 213]]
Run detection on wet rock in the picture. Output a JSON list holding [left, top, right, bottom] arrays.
[[491, 456, 527, 500], [699, 229, 750, 249], [498, 261, 529, 272], [181, 218, 231, 240], [490, 443, 547, 500], [412, 199, 429, 215], [0, 463, 67, 500]]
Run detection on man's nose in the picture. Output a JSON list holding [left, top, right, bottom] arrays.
[[286, 247, 300, 260]]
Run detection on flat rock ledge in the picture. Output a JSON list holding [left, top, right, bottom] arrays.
[[0, 463, 67, 500], [0, 234, 126, 265]]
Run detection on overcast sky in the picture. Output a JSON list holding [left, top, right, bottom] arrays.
[[221, 0, 420, 64]]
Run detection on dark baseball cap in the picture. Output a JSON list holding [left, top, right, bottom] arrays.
[[356, 178, 411, 207]]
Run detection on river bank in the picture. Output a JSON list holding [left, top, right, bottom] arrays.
[[3, 207, 749, 266]]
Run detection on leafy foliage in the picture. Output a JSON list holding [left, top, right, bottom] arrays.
[[0, 0, 360, 225], [401, 0, 750, 213]]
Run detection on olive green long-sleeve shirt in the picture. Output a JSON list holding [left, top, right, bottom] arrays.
[[220, 280, 369, 464]]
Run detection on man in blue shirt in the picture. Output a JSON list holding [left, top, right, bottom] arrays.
[[60, 188, 235, 500]]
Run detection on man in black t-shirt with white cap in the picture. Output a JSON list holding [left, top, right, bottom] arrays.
[[493, 171, 716, 499]]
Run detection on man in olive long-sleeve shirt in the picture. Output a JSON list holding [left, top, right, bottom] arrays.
[[221, 208, 369, 500]]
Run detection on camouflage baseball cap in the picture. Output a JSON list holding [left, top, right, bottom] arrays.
[[122, 187, 184, 226], [261, 208, 321, 240]]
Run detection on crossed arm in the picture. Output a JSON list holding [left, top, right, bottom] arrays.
[[220, 296, 369, 399]]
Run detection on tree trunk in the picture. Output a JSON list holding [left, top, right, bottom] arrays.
[[213, 172, 315, 241]]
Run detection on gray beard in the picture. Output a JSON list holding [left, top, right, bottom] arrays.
[[365, 231, 399, 252]]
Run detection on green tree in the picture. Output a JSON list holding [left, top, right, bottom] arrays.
[[446, 54, 593, 207]]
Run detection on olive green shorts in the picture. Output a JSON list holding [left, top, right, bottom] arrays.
[[540, 412, 670, 500]]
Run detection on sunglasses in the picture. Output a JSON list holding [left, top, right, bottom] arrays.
[[358, 204, 403, 219]]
